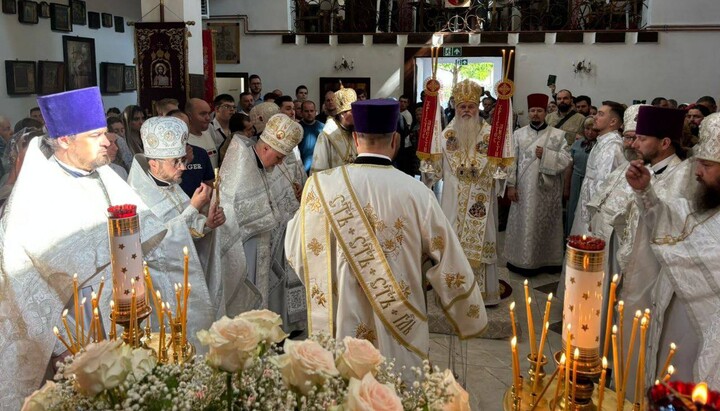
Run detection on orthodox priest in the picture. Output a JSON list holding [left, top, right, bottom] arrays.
[[127, 116, 226, 326], [286, 99, 486, 377], [625, 112, 720, 387], [216, 114, 306, 332], [310, 85, 358, 172], [422, 79, 503, 305], [0, 87, 167, 409], [504, 93, 570, 274]]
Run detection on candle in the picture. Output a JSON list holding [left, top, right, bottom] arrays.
[[131, 288, 137, 346], [509, 301, 518, 341], [533, 322, 550, 394], [511, 336, 520, 393], [79, 297, 86, 346], [53, 326, 73, 352], [658, 342, 676, 380], [213, 167, 221, 205], [635, 317, 648, 408], [524, 280, 537, 358], [97, 277, 105, 302], [621, 310, 641, 397], [612, 325, 621, 391], [542, 293, 553, 338], [662, 365, 674, 383], [157, 291, 164, 361], [565, 324, 572, 406], [73, 273, 80, 345], [603, 274, 618, 359], [598, 357, 608, 410], [61, 309, 75, 351], [571, 348, 579, 407], [617, 300, 625, 385], [93, 307, 101, 342], [109, 300, 117, 340], [182, 247, 189, 322], [551, 353, 566, 411]]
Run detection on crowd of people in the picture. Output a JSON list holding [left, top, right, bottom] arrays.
[[0, 72, 719, 408]]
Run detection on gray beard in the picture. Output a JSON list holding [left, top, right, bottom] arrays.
[[454, 116, 483, 152]]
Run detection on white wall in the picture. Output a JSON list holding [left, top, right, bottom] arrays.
[[0, 0, 141, 124], [647, 0, 720, 26]]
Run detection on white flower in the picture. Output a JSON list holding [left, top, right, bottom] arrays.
[[64, 340, 132, 397], [336, 336, 384, 380], [436, 369, 471, 411], [345, 373, 403, 411], [197, 316, 261, 373], [130, 348, 157, 382], [21, 381, 57, 411], [237, 309, 287, 344], [275, 339, 339, 394]]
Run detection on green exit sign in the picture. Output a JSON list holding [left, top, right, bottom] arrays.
[[443, 47, 462, 57], [455, 58, 468, 65]]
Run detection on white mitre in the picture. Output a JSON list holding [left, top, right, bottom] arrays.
[[140, 116, 188, 159]]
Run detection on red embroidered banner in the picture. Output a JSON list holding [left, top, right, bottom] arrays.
[[202, 29, 216, 105], [488, 79, 514, 160], [416, 78, 441, 159]]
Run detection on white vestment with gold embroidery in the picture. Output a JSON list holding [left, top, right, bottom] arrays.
[[310, 118, 357, 173], [286, 163, 487, 376]]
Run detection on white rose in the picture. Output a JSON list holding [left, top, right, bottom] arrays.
[[336, 336, 384, 380], [130, 348, 157, 382], [237, 309, 287, 344], [275, 339, 339, 394], [64, 340, 132, 397], [438, 369, 471, 411], [345, 373, 403, 411], [197, 316, 261, 373], [21, 381, 57, 411]]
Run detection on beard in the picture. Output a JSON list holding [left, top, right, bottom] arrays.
[[690, 124, 700, 137], [454, 115, 483, 151], [558, 102, 571, 113], [695, 178, 720, 211], [623, 147, 640, 162], [88, 153, 111, 170]]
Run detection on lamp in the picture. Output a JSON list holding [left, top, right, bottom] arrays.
[[573, 59, 592, 74], [334, 56, 354, 71]]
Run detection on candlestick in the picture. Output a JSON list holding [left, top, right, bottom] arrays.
[[612, 325, 621, 392], [621, 310, 641, 398], [565, 324, 572, 407], [533, 321, 550, 394], [571, 348, 579, 406], [635, 317, 648, 409], [509, 301, 518, 341], [73, 274, 80, 346], [53, 326, 73, 352], [551, 353, 566, 411], [662, 365, 674, 383], [658, 342, 676, 380], [603, 274, 618, 359], [598, 357, 608, 410], [524, 280, 537, 359]]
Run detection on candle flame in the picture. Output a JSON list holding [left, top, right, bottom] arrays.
[[618, 300, 624, 307], [511, 336, 517, 348], [53, 326, 60, 335], [528, 297, 532, 304], [582, 235, 587, 240], [655, 379, 660, 385], [668, 365, 675, 375], [73, 273, 78, 280], [612, 325, 617, 334], [692, 382, 708, 405], [183, 246, 189, 255], [612, 273, 619, 283], [156, 290, 162, 299], [641, 317, 647, 326], [510, 301, 515, 311], [670, 342, 676, 351], [91, 291, 96, 299], [560, 353, 566, 364], [645, 308, 651, 315], [110, 300, 115, 308], [524, 279, 528, 286], [635, 310, 642, 318], [548, 293, 553, 301], [602, 357, 608, 369], [62, 309, 68, 317], [567, 324, 572, 331], [93, 307, 99, 315], [573, 348, 579, 359], [132, 288, 136, 295], [81, 297, 86, 304]]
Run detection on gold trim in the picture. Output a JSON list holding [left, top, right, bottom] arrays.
[[566, 246, 604, 272], [300, 188, 313, 333], [325, 217, 334, 333], [108, 215, 140, 237]]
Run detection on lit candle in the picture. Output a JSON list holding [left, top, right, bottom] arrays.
[[571, 348, 579, 407], [662, 365, 675, 383], [617, 300, 625, 385], [79, 297, 86, 346], [182, 247, 189, 323], [692, 382, 708, 409], [131, 288, 137, 346], [175, 283, 181, 318], [509, 301, 518, 341], [524, 280, 537, 359], [53, 326, 73, 353], [541, 293, 553, 339], [658, 342, 676, 380], [109, 300, 117, 340], [612, 325, 621, 391], [621, 310, 642, 398], [97, 277, 105, 302], [73, 273, 80, 345], [61, 309, 76, 351], [634, 317, 648, 408], [565, 324, 572, 407], [511, 336, 520, 393], [598, 357, 608, 410], [551, 353, 566, 411], [157, 290, 164, 361], [532, 321, 550, 394], [603, 274, 618, 359], [93, 307, 101, 342]]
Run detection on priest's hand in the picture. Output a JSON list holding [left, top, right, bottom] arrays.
[[535, 146, 544, 159], [626, 159, 651, 191], [190, 183, 212, 211], [507, 187, 519, 202], [205, 202, 226, 229]]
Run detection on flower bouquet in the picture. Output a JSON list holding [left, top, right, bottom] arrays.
[[23, 310, 470, 410]]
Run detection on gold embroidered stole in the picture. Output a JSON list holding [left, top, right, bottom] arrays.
[[444, 124, 496, 267], [301, 166, 427, 358], [327, 128, 357, 165]]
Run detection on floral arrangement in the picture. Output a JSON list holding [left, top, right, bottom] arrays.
[[23, 310, 470, 411]]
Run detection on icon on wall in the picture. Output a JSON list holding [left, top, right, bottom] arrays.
[[5, 60, 37, 95], [70, 0, 85, 26]]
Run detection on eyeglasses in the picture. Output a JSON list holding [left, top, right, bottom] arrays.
[[622, 136, 637, 142], [160, 157, 188, 168], [219, 104, 236, 111]]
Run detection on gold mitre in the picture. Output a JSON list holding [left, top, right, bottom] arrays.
[[452, 79, 483, 105], [335, 83, 357, 114], [260, 113, 303, 156]]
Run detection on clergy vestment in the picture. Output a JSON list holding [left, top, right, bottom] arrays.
[[127, 155, 221, 329], [286, 156, 487, 375], [504, 123, 571, 272], [310, 118, 357, 173], [422, 120, 503, 304], [0, 138, 168, 409], [215, 137, 306, 331]]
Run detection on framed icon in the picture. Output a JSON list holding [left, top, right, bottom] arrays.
[[37, 60, 65, 94], [63, 35, 96, 90], [70, 0, 85, 25], [38, 1, 49, 18], [88, 11, 99, 29], [101, 12, 112, 27], [123, 65, 136, 91], [18, 0, 39, 23], [114, 15, 124, 32], [2, 0, 17, 14], [50, 3, 72, 32], [100, 62, 124, 94], [5, 60, 37, 95]]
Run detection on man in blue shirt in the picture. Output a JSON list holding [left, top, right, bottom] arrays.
[[168, 109, 215, 197], [298, 100, 324, 174]]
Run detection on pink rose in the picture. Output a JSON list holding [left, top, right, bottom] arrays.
[[336, 336, 384, 380], [275, 339, 339, 394], [64, 340, 132, 397], [345, 373, 403, 411], [197, 316, 261, 373], [236, 309, 286, 344]]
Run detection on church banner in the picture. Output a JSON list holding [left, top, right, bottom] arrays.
[[202, 29, 216, 105], [135, 22, 188, 113]]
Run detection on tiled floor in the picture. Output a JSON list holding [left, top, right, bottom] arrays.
[[427, 231, 565, 410]]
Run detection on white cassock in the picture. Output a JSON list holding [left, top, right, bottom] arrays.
[[0, 138, 168, 409], [215, 137, 306, 331], [634, 183, 717, 387], [127, 155, 221, 333], [422, 120, 503, 304], [286, 157, 487, 377], [504, 124, 570, 271], [310, 118, 357, 173]]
